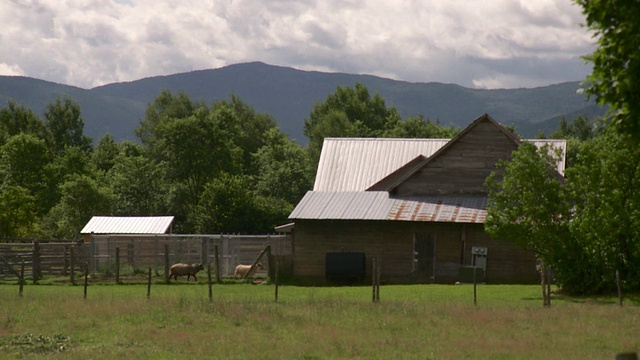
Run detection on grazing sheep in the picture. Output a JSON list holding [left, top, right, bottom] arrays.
[[234, 263, 264, 278], [169, 263, 204, 281]]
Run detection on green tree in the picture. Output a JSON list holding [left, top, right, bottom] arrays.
[[195, 173, 255, 234], [484, 143, 569, 275], [0, 133, 52, 215], [43, 97, 92, 155], [216, 95, 278, 176], [108, 154, 165, 216], [575, 0, 640, 139], [564, 130, 640, 293], [155, 107, 243, 204], [304, 83, 401, 165], [136, 90, 203, 153], [0, 100, 47, 145], [549, 116, 595, 141], [254, 128, 313, 204], [48, 146, 96, 182], [195, 173, 292, 234], [46, 175, 115, 239], [0, 185, 36, 238], [548, 116, 599, 169], [92, 134, 120, 173]]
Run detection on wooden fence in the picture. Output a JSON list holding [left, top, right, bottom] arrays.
[[0, 239, 88, 282], [87, 234, 292, 277], [0, 234, 292, 281]]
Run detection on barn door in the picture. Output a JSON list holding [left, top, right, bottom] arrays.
[[413, 233, 436, 282]]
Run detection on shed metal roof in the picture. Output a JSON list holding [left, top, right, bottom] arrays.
[[314, 137, 566, 192], [289, 191, 487, 223], [80, 216, 175, 234]]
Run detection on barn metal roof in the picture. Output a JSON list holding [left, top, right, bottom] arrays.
[[80, 216, 175, 234], [313, 138, 449, 191], [314, 137, 566, 192], [289, 192, 487, 223]]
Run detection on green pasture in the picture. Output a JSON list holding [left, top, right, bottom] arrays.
[[0, 283, 638, 359]]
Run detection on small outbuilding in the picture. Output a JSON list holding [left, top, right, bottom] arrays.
[[285, 114, 566, 285], [80, 216, 175, 243]]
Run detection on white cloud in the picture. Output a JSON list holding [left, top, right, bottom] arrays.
[[0, 0, 594, 89]]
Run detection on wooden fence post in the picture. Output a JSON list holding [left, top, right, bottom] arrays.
[[70, 245, 75, 285], [376, 258, 381, 302], [275, 258, 280, 303], [372, 257, 377, 302], [242, 245, 270, 280], [164, 244, 170, 283], [207, 264, 213, 303], [63, 245, 69, 277], [540, 260, 548, 307], [266, 245, 273, 279], [214, 245, 220, 283], [546, 268, 552, 307], [19, 259, 25, 297], [147, 267, 152, 299], [32, 240, 39, 284], [83, 262, 89, 299], [115, 247, 120, 284], [473, 266, 477, 306]]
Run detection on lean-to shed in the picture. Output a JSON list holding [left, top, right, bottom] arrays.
[[285, 114, 566, 284], [80, 216, 174, 243]]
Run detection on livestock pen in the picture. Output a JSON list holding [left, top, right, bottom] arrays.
[[86, 234, 292, 278], [0, 234, 292, 283]]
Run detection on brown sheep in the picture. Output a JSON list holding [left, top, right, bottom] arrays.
[[234, 263, 264, 278], [169, 263, 204, 281]]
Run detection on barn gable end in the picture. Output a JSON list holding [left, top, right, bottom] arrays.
[[370, 114, 521, 196]]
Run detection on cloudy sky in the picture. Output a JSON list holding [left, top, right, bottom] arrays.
[[0, 0, 595, 90]]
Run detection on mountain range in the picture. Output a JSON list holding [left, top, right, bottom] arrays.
[[0, 61, 605, 144]]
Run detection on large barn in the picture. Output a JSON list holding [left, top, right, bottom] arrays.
[[285, 114, 566, 285]]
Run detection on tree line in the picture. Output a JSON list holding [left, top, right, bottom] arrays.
[[0, 84, 458, 239]]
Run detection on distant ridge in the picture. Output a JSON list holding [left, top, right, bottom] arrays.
[[0, 62, 605, 143]]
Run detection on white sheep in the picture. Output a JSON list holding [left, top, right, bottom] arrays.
[[234, 263, 264, 278], [169, 263, 204, 281]]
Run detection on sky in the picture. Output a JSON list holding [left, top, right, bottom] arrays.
[[0, 0, 595, 90]]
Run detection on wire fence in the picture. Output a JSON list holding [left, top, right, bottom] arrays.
[[87, 234, 292, 277]]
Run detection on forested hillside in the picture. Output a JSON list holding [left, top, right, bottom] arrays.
[[0, 62, 605, 144]]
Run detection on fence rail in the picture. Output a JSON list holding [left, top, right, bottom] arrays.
[[0, 240, 87, 282]]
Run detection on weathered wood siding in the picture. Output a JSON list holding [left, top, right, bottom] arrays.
[[394, 121, 518, 196], [293, 219, 537, 284]]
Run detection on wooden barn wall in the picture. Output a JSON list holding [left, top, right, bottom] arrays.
[[394, 121, 519, 196], [292, 219, 537, 285]]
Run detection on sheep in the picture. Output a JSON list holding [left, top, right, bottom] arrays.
[[169, 263, 204, 281], [234, 262, 264, 278]]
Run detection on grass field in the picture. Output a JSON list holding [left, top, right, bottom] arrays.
[[0, 282, 638, 359]]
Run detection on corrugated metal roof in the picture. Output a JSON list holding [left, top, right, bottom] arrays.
[[80, 216, 175, 234], [314, 138, 449, 191], [289, 192, 487, 223], [314, 137, 566, 192]]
